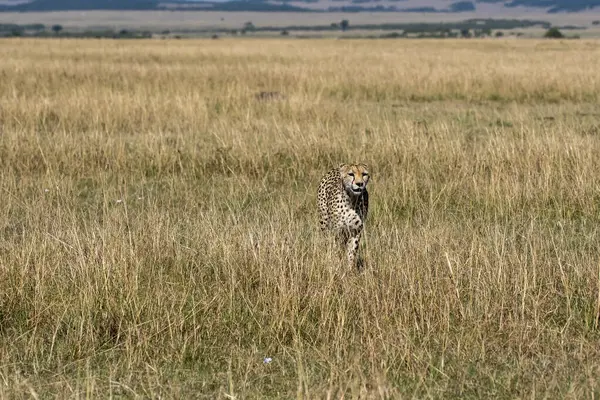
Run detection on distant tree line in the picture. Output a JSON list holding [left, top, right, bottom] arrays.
[[0, 23, 45, 36], [0, 23, 152, 38], [243, 18, 553, 33], [0, 19, 580, 40]]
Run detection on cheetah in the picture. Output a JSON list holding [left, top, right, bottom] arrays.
[[317, 163, 370, 270]]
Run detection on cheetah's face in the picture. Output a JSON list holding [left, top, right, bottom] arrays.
[[340, 163, 369, 196]]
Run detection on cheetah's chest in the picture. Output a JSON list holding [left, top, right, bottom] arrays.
[[332, 193, 365, 232]]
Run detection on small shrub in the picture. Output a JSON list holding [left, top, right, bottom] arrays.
[[544, 27, 564, 38]]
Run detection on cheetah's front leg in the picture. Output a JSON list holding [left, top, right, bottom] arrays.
[[345, 232, 362, 271]]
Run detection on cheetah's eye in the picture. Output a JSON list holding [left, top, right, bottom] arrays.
[[348, 172, 354, 177], [362, 172, 368, 176]]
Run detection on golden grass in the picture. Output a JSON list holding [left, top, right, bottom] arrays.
[[1, 38, 600, 398]]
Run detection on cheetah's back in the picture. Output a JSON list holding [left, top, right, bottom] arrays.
[[317, 168, 341, 231]]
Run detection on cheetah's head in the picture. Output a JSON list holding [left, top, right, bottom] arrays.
[[340, 163, 369, 196]]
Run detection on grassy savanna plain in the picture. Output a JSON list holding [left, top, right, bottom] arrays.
[[2, 38, 600, 398]]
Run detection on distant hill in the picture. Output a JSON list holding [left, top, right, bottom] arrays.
[[502, 0, 600, 13], [0, 0, 311, 11], [0, 0, 599, 12], [0, 0, 160, 10], [475, 0, 600, 12]]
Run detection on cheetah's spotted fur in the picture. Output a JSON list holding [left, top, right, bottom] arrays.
[[317, 163, 370, 270]]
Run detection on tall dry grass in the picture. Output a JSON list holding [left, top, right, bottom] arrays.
[[1, 38, 600, 398]]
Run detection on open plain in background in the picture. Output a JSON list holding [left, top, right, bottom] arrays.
[[0, 10, 600, 36], [1, 38, 600, 398], [0, 9, 598, 29]]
